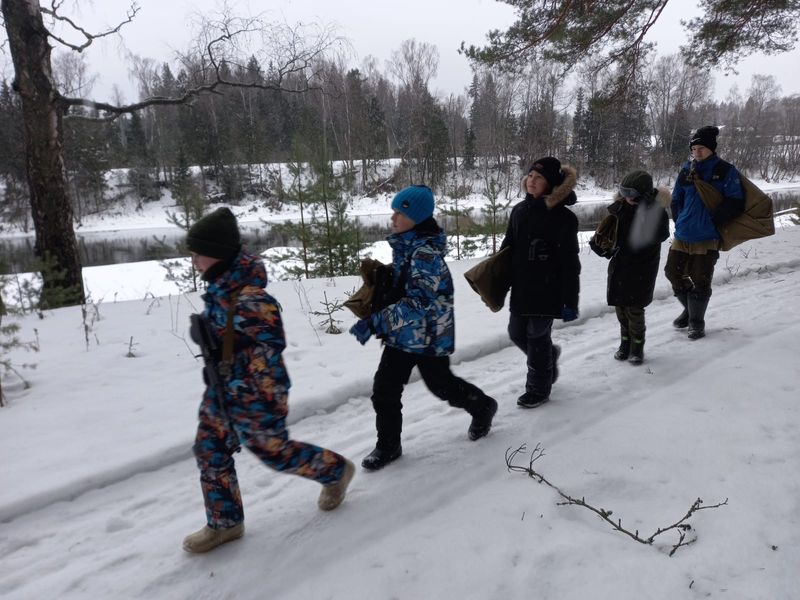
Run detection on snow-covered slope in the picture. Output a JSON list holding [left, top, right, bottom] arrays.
[[0, 227, 799, 599]]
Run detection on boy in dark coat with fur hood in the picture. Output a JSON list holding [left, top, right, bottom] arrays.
[[590, 170, 670, 364], [501, 157, 581, 409]]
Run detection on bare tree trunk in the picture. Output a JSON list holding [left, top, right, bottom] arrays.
[[2, 0, 84, 307]]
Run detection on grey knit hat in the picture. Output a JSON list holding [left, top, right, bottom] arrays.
[[186, 207, 241, 260]]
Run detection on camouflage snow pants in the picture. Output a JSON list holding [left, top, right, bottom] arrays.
[[193, 389, 347, 529]]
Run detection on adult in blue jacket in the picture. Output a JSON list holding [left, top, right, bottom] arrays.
[[667, 126, 744, 339], [349, 186, 498, 471]]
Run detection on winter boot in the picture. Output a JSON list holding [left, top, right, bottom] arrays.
[[551, 345, 562, 384], [687, 292, 710, 340], [318, 459, 355, 511], [517, 391, 549, 409], [673, 292, 689, 329], [614, 336, 630, 361], [628, 338, 645, 365], [361, 445, 403, 471], [468, 396, 498, 441], [183, 522, 245, 554]]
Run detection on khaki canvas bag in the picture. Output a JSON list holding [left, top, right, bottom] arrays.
[[343, 258, 395, 319], [695, 175, 775, 251], [463, 246, 512, 312], [589, 213, 619, 255]]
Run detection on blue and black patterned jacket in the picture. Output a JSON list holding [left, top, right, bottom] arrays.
[[371, 225, 455, 357]]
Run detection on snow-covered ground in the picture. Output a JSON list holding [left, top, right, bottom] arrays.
[[1, 211, 798, 598]]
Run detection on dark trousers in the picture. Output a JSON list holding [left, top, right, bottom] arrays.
[[614, 306, 645, 340], [371, 345, 490, 450], [508, 314, 555, 397], [664, 248, 719, 296]]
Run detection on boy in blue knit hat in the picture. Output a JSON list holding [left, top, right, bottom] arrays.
[[349, 185, 498, 470]]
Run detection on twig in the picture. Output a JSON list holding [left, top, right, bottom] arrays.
[[506, 443, 728, 556]]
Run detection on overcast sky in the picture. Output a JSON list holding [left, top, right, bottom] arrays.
[[3, 0, 799, 103]]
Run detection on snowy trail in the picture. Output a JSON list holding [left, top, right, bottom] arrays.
[[2, 262, 798, 599], [4, 241, 799, 526]]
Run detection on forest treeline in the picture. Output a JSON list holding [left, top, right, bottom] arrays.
[[1, 40, 799, 231]]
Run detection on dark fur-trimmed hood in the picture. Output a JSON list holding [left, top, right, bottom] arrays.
[[519, 164, 579, 209], [544, 164, 578, 209]]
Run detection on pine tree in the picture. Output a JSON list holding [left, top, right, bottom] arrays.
[[463, 128, 477, 171]]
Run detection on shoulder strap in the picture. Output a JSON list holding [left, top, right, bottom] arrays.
[[220, 289, 239, 376]]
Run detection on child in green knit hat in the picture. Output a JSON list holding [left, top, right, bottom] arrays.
[[589, 170, 670, 364]]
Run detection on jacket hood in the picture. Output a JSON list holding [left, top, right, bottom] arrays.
[[545, 164, 578, 209], [388, 227, 447, 256], [205, 249, 268, 298], [519, 164, 579, 209]]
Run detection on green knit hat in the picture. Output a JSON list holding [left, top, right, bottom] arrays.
[[619, 170, 654, 200], [186, 207, 241, 260]]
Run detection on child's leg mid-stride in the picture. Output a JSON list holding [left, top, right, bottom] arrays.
[[614, 306, 631, 360], [615, 306, 645, 364], [508, 314, 555, 407], [364, 345, 498, 470], [415, 353, 497, 441], [364, 346, 416, 470], [185, 392, 351, 552]]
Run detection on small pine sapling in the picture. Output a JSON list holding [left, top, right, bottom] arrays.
[[312, 291, 345, 334]]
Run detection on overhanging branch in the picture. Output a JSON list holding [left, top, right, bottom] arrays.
[[42, 1, 140, 53]]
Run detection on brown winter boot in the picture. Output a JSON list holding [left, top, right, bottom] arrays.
[[183, 522, 245, 554], [318, 459, 355, 511]]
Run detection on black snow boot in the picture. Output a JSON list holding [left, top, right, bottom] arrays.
[[673, 292, 689, 329], [517, 391, 549, 409], [361, 445, 402, 471], [614, 336, 630, 361], [628, 338, 644, 365], [468, 396, 498, 441], [687, 292, 710, 340]]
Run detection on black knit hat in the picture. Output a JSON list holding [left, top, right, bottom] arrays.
[[186, 207, 241, 260], [689, 126, 719, 152], [528, 156, 565, 190]]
